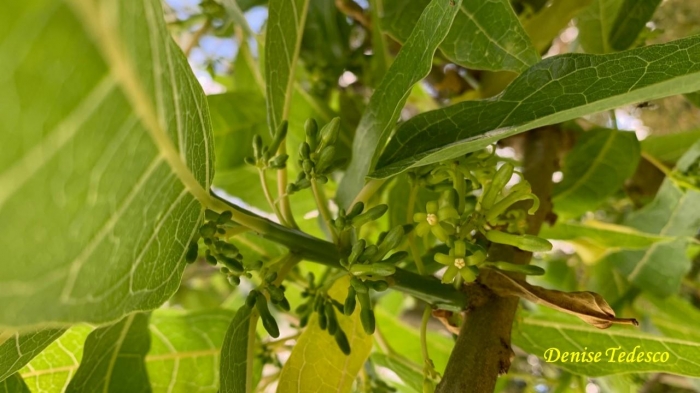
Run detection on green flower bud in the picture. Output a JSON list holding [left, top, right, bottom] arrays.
[[348, 202, 365, 218], [318, 117, 340, 151], [245, 290, 258, 308], [344, 287, 357, 316], [199, 222, 217, 238], [185, 242, 198, 263], [276, 297, 291, 312], [302, 159, 314, 174], [350, 277, 369, 294], [296, 303, 309, 315], [315, 146, 336, 174], [305, 118, 318, 151], [216, 241, 239, 259], [351, 204, 388, 227], [217, 210, 233, 224], [204, 209, 220, 222], [349, 239, 365, 264], [484, 230, 552, 252], [481, 163, 514, 210], [334, 329, 351, 355], [268, 154, 289, 169], [349, 263, 396, 277], [244, 156, 256, 166], [318, 307, 328, 330], [265, 271, 278, 283], [227, 275, 241, 286], [255, 293, 280, 338], [299, 142, 311, 160], [357, 292, 375, 335], [489, 261, 545, 275], [377, 225, 404, 257], [268, 120, 288, 153], [267, 285, 285, 302], [381, 251, 408, 265], [368, 280, 389, 292], [221, 257, 244, 273], [205, 254, 218, 266], [325, 302, 338, 335]]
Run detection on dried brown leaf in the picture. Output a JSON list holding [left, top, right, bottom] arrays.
[[479, 269, 639, 329]]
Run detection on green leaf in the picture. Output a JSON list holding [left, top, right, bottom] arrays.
[[382, 0, 538, 72], [0, 0, 211, 328], [371, 353, 423, 393], [0, 374, 30, 393], [147, 309, 234, 393], [265, 0, 310, 133], [553, 129, 640, 218], [608, 0, 662, 51], [208, 92, 269, 171], [277, 277, 373, 392], [0, 329, 65, 382], [372, 35, 700, 179], [603, 179, 700, 297], [338, 0, 463, 206], [66, 313, 151, 392], [522, 0, 593, 53], [539, 220, 669, 249], [513, 311, 700, 377], [578, 0, 624, 54], [220, 305, 257, 393], [19, 326, 93, 393], [640, 295, 700, 342], [641, 129, 700, 162]]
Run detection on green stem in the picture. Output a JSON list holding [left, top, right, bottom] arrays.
[[212, 193, 466, 311], [311, 179, 338, 242], [259, 168, 286, 225], [407, 185, 426, 275], [349, 179, 386, 208], [276, 144, 299, 229], [420, 304, 432, 371]]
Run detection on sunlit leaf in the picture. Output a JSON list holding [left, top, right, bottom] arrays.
[[0, 0, 211, 328], [147, 309, 234, 392], [578, 0, 624, 54], [20, 326, 92, 393], [539, 220, 669, 250], [641, 129, 700, 163], [277, 277, 373, 393]]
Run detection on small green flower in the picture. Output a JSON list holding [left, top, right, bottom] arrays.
[[434, 240, 484, 284], [413, 201, 458, 242]]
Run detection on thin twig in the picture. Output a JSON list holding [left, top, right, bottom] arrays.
[[183, 19, 211, 57]]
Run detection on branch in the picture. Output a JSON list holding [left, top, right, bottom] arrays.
[[212, 192, 470, 310], [437, 127, 560, 393]]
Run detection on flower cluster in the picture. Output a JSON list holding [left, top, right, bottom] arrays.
[[411, 149, 551, 284]]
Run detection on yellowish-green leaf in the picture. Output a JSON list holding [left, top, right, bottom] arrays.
[[277, 277, 373, 392], [539, 220, 669, 250], [20, 326, 92, 393], [147, 309, 234, 393], [66, 313, 151, 393]]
